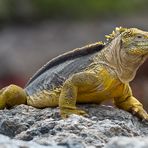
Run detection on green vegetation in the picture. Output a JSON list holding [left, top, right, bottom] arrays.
[[0, 0, 147, 22]]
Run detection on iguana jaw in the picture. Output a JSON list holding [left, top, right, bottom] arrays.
[[138, 41, 148, 54], [127, 42, 148, 56]]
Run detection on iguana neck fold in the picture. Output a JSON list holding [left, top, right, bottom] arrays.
[[95, 35, 146, 83]]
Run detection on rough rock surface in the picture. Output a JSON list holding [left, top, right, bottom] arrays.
[[0, 134, 64, 148], [0, 104, 148, 148], [105, 136, 148, 148]]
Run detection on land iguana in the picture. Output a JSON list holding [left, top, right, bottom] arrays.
[[0, 27, 148, 120]]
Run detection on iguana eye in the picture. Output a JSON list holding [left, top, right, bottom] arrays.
[[136, 35, 144, 39], [137, 35, 142, 39], [135, 35, 144, 41]]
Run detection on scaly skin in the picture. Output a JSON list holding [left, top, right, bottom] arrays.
[[0, 27, 148, 120]]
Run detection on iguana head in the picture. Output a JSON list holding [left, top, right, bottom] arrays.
[[106, 27, 148, 56], [104, 27, 148, 83]]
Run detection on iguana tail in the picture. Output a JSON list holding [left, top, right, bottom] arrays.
[[0, 84, 27, 109]]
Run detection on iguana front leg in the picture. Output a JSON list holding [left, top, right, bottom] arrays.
[[114, 84, 148, 120], [59, 71, 101, 118]]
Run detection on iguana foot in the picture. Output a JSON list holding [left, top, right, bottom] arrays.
[[60, 107, 88, 118], [130, 106, 148, 121]]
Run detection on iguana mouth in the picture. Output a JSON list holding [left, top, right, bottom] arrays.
[[137, 42, 148, 46]]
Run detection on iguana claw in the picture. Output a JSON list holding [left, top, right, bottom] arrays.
[[131, 106, 148, 121], [60, 107, 88, 118]]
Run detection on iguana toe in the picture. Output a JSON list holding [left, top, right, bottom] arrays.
[[60, 107, 88, 118], [131, 106, 148, 121]]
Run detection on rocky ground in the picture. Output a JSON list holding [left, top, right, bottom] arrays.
[[0, 104, 148, 148]]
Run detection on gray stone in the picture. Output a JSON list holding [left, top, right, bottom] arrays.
[[0, 104, 148, 148], [0, 134, 64, 148], [105, 137, 148, 148]]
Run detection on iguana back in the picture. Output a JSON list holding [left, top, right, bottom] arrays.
[[25, 43, 104, 96]]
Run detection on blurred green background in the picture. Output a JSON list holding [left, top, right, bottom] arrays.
[[0, 0, 148, 110], [0, 0, 147, 22]]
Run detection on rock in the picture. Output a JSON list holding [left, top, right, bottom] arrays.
[[105, 136, 148, 148], [0, 134, 64, 148], [0, 104, 148, 148]]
